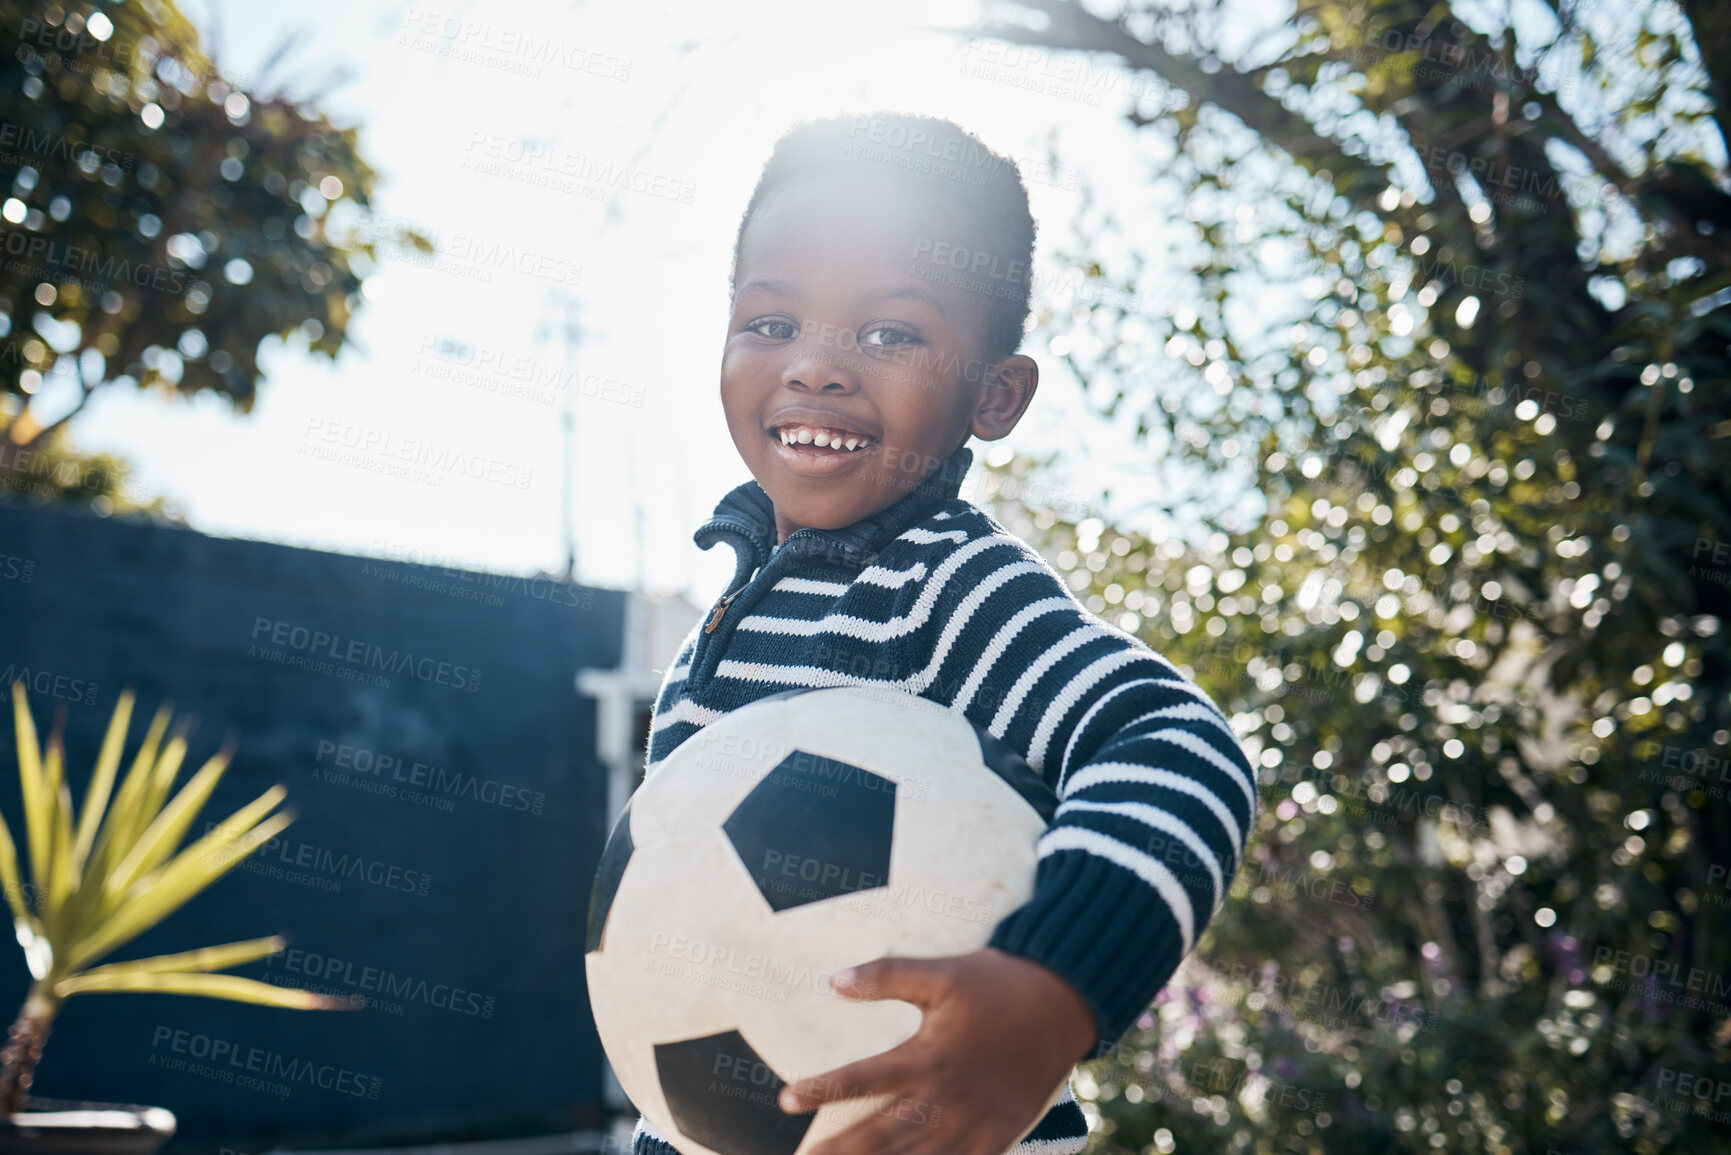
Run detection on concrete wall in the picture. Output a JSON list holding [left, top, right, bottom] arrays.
[[0, 502, 625, 1153]]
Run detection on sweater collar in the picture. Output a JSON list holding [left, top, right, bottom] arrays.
[[693, 443, 975, 588]]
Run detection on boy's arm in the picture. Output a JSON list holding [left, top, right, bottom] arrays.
[[903, 524, 1261, 1057]]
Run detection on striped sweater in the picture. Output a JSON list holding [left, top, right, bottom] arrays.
[[630, 442, 1260, 1155]]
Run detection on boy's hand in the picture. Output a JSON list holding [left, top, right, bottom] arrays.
[[777, 948, 1096, 1155]]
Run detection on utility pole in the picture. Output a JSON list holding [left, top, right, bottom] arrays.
[[550, 294, 582, 583], [626, 422, 647, 591]]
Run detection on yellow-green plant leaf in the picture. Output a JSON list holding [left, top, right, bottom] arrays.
[[55, 970, 354, 1009], [135, 731, 189, 839], [69, 796, 290, 971], [71, 935, 286, 980], [72, 691, 134, 873], [39, 736, 74, 943], [46, 769, 75, 927], [0, 811, 28, 926], [10, 683, 49, 894], [82, 703, 171, 891], [104, 744, 234, 898]]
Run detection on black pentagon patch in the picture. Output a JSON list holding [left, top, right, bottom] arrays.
[[585, 798, 634, 954], [655, 1029, 812, 1155], [971, 723, 1058, 824], [724, 751, 895, 913]]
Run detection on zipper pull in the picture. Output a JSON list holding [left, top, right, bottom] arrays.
[[704, 592, 737, 634]]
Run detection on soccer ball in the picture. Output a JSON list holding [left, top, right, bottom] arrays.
[[585, 685, 1062, 1155]]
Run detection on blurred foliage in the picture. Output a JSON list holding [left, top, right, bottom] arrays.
[[976, 0, 1731, 1151], [0, 408, 171, 515], [0, 0, 400, 483]]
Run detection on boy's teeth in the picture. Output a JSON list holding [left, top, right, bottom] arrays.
[[776, 425, 874, 451]]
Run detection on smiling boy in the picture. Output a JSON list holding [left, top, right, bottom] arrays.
[[633, 113, 1259, 1155]]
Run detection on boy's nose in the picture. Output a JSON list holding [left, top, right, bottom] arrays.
[[781, 352, 861, 393]]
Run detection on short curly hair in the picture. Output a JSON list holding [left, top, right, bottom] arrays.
[[730, 112, 1038, 358]]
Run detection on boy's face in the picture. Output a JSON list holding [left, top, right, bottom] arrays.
[[722, 177, 1037, 544]]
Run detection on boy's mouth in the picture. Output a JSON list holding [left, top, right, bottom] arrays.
[[770, 423, 877, 452]]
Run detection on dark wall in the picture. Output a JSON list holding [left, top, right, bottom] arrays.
[[0, 503, 623, 1153]]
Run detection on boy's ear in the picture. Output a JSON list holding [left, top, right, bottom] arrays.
[[970, 354, 1039, 441]]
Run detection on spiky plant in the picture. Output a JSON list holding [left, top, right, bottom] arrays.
[[0, 682, 352, 1113]]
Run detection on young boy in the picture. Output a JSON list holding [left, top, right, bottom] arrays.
[[632, 113, 1259, 1155]]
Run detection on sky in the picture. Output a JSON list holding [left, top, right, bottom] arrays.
[[62, 0, 1261, 603]]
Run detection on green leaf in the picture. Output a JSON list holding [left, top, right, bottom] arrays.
[[81, 703, 171, 896], [45, 750, 75, 930], [55, 970, 355, 1009], [0, 810, 28, 927], [103, 744, 236, 898], [71, 935, 287, 980], [133, 732, 191, 848], [10, 683, 49, 897], [70, 793, 291, 971], [72, 691, 135, 874]]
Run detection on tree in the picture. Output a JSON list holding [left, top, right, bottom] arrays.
[[0, 409, 169, 516], [970, 0, 1731, 1150], [0, 0, 397, 476]]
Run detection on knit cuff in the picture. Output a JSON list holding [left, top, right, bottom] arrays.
[[632, 1117, 680, 1155], [986, 847, 1187, 1061]]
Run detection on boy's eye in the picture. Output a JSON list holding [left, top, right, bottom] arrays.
[[861, 324, 920, 349], [746, 318, 797, 340]]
